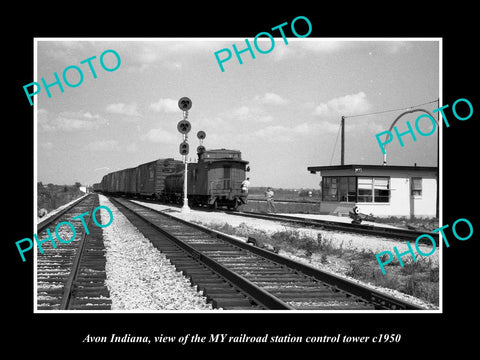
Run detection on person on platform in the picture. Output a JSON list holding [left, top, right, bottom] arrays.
[[241, 177, 250, 194], [265, 187, 276, 213], [241, 177, 250, 204]]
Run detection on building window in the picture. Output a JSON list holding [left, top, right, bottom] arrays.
[[323, 176, 389, 203], [357, 177, 373, 202], [411, 177, 422, 196], [374, 178, 390, 203], [338, 176, 357, 202], [322, 177, 338, 201], [358, 177, 390, 203], [323, 176, 356, 202]]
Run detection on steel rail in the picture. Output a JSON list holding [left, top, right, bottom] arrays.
[[37, 194, 93, 234], [110, 197, 294, 310], [123, 198, 424, 310], [228, 210, 438, 244], [241, 198, 320, 204], [59, 205, 95, 310], [37, 194, 111, 311]]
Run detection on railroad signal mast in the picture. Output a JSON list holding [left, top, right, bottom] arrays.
[[177, 97, 192, 214], [197, 130, 206, 156]]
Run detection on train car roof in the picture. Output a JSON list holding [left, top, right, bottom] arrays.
[[202, 158, 249, 164], [206, 148, 241, 153], [195, 148, 248, 165]]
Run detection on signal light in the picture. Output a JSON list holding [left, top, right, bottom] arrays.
[[179, 141, 189, 156]]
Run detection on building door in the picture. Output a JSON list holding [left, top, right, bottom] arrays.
[[223, 166, 231, 189]]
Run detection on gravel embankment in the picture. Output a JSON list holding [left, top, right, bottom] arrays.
[[98, 195, 215, 311], [131, 200, 438, 264], [131, 200, 439, 310], [37, 193, 89, 223]]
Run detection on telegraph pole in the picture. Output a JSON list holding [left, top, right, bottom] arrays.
[[177, 97, 192, 214], [341, 116, 345, 165]]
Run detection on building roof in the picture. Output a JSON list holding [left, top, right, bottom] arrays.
[[307, 164, 438, 174]]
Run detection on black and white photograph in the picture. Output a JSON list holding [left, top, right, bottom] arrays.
[[33, 37, 441, 313], [7, 6, 478, 353]]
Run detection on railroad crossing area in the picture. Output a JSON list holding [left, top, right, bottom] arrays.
[[35, 193, 438, 312]]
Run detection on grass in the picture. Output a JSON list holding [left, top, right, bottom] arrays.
[[241, 201, 320, 214], [37, 182, 84, 214], [195, 220, 439, 307], [241, 196, 439, 233], [374, 216, 439, 232]]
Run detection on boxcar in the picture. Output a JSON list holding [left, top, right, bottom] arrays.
[[136, 158, 183, 199], [97, 149, 249, 209], [117, 169, 128, 194], [125, 167, 137, 196]]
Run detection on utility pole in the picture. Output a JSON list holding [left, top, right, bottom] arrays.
[[340, 116, 345, 165]]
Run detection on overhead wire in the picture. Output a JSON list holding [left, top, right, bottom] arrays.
[[327, 98, 439, 164], [343, 99, 439, 119]]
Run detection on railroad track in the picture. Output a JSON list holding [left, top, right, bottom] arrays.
[[36, 194, 111, 310], [111, 196, 437, 243], [228, 210, 439, 244], [246, 198, 319, 204], [109, 197, 423, 311]]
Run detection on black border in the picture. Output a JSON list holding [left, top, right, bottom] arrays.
[[7, 5, 478, 353]]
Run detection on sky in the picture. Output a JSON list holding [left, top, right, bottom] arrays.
[[35, 38, 440, 189]]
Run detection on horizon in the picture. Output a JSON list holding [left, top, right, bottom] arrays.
[[35, 38, 440, 190]]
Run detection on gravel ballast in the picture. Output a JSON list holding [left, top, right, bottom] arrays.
[[131, 200, 438, 263], [98, 195, 214, 311], [131, 200, 439, 310]]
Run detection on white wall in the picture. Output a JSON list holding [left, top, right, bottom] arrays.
[[318, 168, 437, 218]]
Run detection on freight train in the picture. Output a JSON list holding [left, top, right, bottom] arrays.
[[94, 148, 250, 210]]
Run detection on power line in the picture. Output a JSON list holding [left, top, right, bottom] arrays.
[[343, 99, 439, 119]]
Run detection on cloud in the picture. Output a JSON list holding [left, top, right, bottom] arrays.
[[227, 105, 273, 123], [254, 39, 346, 62], [272, 43, 292, 61], [125, 143, 138, 153], [317, 120, 341, 134], [313, 91, 371, 116], [150, 98, 179, 113], [86, 140, 119, 151], [272, 40, 414, 62], [253, 125, 294, 142], [38, 109, 108, 132], [253, 122, 332, 142], [298, 41, 347, 54], [224, 93, 287, 123], [106, 102, 140, 117], [254, 92, 288, 105], [272, 40, 347, 61], [382, 41, 413, 54], [120, 41, 225, 72], [141, 127, 178, 144], [39, 142, 54, 150]]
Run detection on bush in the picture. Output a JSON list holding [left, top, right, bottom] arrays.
[[193, 220, 439, 306], [37, 183, 84, 212]]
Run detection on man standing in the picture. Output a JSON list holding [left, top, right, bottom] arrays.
[[241, 177, 250, 194], [241, 177, 250, 204], [265, 187, 276, 213]]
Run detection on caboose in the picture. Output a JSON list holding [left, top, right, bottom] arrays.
[[165, 148, 249, 209]]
